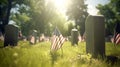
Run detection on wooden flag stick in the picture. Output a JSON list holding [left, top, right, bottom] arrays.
[[60, 46, 63, 57]]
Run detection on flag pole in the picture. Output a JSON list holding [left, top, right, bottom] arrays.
[[60, 46, 63, 57]]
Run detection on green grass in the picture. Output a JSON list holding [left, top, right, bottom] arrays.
[[0, 41, 120, 67]]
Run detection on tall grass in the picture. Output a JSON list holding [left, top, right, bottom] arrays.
[[0, 41, 120, 67]]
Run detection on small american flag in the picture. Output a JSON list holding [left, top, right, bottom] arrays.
[[51, 27, 65, 51], [114, 33, 120, 45]]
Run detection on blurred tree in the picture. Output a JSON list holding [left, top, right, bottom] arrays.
[[66, 0, 88, 36], [67, 21, 74, 36], [0, 0, 26, 34], [0, 0, 12, 34], [97, 0, 120, 35], [3, 0, 51, 36], [20, 0, 68, 36], [0, 0, 69, 36]]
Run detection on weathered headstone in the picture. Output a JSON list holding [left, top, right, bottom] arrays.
[[39, 34, 45, 42], [85, 15, 105, 58], [71, 28, 78, 45], [30, 30, 37, 44], [30, 35, 35, 44], [33, 30, 37, 44], [4, 25, 19, 47], [0, 31, 4, 41]]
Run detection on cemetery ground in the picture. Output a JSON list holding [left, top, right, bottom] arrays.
[[0, 41, 120, 67]]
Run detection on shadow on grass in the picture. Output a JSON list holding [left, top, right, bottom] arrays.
[[50, 51, 62, 67], [106, 55, 120, 65], [0, 46, 4, 48]]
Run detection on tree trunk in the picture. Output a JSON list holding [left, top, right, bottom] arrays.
[[0, 0, 12, 34], [3, 0, 12, 25]]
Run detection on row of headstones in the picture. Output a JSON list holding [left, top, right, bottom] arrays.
[[29, 33, 51, 44], [3, 25, 37, 46], [3, 26, 43, 46], [4, 15, 105, 58], [3, 25, 81, 46]]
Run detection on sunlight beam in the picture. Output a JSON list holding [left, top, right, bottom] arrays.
[[54, 0, 68, 9], [46, 0, 70, 14]]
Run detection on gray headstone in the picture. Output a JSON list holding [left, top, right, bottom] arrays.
[[4, 25, 19, 47], [71, 28, 78, 45], [85, 15, 105, 58]]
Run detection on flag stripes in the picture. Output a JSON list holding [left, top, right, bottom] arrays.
[[51, 35, 65, 51], [114, 34, 120, 45], [51, 27, 65, 51], [57, 35, 65, 49]]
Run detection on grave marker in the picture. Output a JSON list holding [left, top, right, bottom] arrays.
[[85, 15, 105, 58], [4, 25, 19, 47], [29, 30, 37, 44], [71, 28, 78, 45]]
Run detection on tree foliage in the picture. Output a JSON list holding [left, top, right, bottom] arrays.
[[66, 0, 88, 36], [97, 0, 120, 35], [0, 0, 25, 33], [11, 0, 69, 36], [0, 0, 76, 36], [0, 0, 12, 33]]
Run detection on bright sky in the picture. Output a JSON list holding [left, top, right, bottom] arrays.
[[47, 0, 110, 15], [46, 0, 70, 15], [85, 0, 110, 15]]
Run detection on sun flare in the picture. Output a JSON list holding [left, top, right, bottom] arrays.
[[54, 0, 68, 9], [46, 0, 70, 13]]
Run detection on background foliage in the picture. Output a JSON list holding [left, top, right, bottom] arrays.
[[97, 0, 120, 35]]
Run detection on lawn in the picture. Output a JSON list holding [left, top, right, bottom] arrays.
[[0, 41, 120, 67]]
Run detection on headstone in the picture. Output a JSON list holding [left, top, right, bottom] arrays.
[[85, 15, 105, 58], [71, 28, 78, 45], [4, 25, 19, 47], [33, 30, 37, 44], [0, 31, 4, 41], [30, 35, 35, 44], [29, 30, 37, 44], [39, 34, 45, 42], [18, 30, 23, 40]]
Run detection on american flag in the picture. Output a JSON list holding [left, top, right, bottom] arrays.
[[51, 27, 65, 51], [114, 33, 120, 45]]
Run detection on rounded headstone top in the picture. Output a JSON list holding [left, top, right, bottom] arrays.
[[9, 20, 16, 25], [8, 20, 19, 28], [72, 28, 78, 31], [6, 24, 19, 28], [88, 15, 104, 18], [33, 30, 37, 33]]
